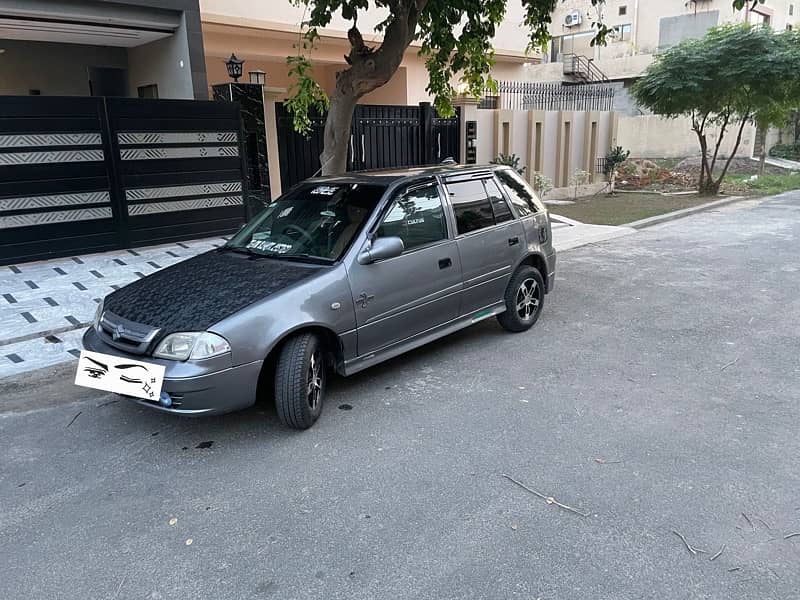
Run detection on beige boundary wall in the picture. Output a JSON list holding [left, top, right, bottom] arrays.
[[613, 114, 757, 160], [459, 98, 615, 190]]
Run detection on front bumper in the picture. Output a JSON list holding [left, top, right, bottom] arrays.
[[82, 328, 262, 416]]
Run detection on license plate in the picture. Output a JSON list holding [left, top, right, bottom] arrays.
[[74, 350, 166, 401]]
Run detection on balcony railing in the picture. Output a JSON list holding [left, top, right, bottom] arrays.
[[479, 80, 615, 112]]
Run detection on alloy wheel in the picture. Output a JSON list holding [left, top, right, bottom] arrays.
[[515, 278, 540, 321], [307, 350, 323, 410]]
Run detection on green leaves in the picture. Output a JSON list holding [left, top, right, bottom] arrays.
[[285, 54, 329, 136], [633, 24, 800, 126]]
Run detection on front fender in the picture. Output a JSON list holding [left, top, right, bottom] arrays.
[[209, 263, 356, 366]]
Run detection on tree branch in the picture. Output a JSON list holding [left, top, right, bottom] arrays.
[[715, 112, 751, 186], [709, 109, 731, 177]]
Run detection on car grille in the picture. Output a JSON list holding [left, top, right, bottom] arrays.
[[97, 311, 161, 355]]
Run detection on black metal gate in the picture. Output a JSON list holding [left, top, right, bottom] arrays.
[[0, 96, 248, 265], [275, 102, 460, 189]]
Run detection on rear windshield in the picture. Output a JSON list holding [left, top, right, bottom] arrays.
[[227, 183, 385, 262]]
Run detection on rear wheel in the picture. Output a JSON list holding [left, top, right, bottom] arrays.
[[497, 266, 545, 333], [274, 332, 326, 430]]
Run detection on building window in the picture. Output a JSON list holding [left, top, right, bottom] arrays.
[[619, 5, 627, 16], [613, 24, 633, 41], [790, 4, 794, 16]]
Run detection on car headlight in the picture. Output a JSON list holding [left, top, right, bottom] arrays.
[[153, 332, 231, 361], [93, 300, 104, 328]]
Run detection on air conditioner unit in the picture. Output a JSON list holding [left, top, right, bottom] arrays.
[[564, 11, 583, 27]]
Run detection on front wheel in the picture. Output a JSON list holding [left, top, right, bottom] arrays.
[[497, 267, 545, 333], [274, 332, 326, 429]]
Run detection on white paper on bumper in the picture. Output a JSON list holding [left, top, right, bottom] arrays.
[[74, 350, 166, 401]]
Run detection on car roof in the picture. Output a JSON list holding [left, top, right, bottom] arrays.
[[304, 164, 504, 186]]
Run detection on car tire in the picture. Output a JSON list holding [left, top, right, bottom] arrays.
[[274, 332, 326, 430], [497, 266, 545, 333]]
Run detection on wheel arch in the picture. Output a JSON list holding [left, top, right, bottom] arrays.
[[515, 253, 550, 292], [256, 324, 345, 402]]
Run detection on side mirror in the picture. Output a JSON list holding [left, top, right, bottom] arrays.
[[358, 236, 404, 265]]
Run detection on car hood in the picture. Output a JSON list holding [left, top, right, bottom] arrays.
[[103, 250, 320, 336]]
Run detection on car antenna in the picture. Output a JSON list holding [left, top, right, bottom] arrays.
[[310, 155, 336, 178]]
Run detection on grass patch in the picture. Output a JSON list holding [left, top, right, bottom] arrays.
[[724, 173, 800, 196], [548, 192, 716, 226]]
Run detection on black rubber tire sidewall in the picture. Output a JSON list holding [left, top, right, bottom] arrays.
[[497, 266, 545, 333], [274, 332, 326, 430]]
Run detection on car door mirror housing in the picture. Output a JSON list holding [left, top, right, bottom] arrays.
[[358, 236, 404, 264]]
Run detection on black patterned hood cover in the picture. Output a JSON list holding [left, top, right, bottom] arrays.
[[103, 250, 319, 335]]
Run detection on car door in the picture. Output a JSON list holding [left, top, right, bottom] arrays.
[[444, 175, 526, 315], [495, 169, 552, 256], [347, 180, 463, 356]]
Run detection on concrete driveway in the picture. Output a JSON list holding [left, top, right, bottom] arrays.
[[2, 193, 799, 599]]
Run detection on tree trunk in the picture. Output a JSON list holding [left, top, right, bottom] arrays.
[[713, 115, 750, 193], [319, 89, 358, 175], [756, 126, 767, 176], [318, 1, 425, 175]]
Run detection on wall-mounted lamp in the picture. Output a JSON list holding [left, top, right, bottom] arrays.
[[249, 70, 266, 85], [225, 53, 245, 82]]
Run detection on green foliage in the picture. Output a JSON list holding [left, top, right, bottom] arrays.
[[632, 25, 800, 194], [490, 153, 526, 175], [285, 0, 610, 126], [725, 172, 800, 195], [530, 171, 553, 198], [569, 169, 591, 199], [604, 146, 630, 175], [285, 54, 329, 136], [769, 143, 800, 161]]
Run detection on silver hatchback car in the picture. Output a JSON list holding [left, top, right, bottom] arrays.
[[81, 164, 556, 429]]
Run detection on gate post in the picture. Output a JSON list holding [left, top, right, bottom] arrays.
[[419, 102, 434, 165]]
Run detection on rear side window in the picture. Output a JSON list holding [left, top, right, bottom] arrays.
[[447, 180, 495, 234], [484, 179, 514, 223], [496, 169, 545, 216], [377, 183, 447, 251]]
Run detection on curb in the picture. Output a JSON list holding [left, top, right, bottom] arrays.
[[623, 196, 748, 229]]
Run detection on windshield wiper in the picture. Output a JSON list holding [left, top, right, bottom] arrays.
[[261, 252, 333, 265], [219, 245, 269, 258]]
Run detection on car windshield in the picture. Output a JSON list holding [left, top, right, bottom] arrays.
[[226, 182, 386, 262]]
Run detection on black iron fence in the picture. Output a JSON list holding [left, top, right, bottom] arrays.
[[479, 81, 615, 112]]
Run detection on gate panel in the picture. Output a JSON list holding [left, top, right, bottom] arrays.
[[275, 102, 460, 190], [433, 107, 461, 163], [352, 104, 421, 171], [107, 98, 247, 248], [275, 103, 326, 191], [0, 97, 117, 264]]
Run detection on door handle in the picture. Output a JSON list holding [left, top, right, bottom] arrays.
[[438, 257, 452, 269], [508, 237, 520, 246], [361, 133, 365, 164]]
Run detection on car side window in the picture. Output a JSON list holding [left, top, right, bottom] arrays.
[[484, 179, 514, 223], [447, 179, 495, 234], [376, 184, 447, 251], [495, 170, 545, 216]]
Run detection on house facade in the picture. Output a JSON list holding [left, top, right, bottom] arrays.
[[528, 1, 799, 93], [0, 0, 208, 99], [199, 0, 542, 104]]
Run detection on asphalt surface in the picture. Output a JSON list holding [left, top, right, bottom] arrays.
[[2, 193, 799, 600]]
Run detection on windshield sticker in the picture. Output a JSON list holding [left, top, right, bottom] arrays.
[[247, 239, 293, 254], [407, 217, 424, 225], [278, 207, 294, 218], [310, 185, 339, 196]]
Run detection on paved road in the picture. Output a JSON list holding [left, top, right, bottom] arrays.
[[2, 193, 799, 600]]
